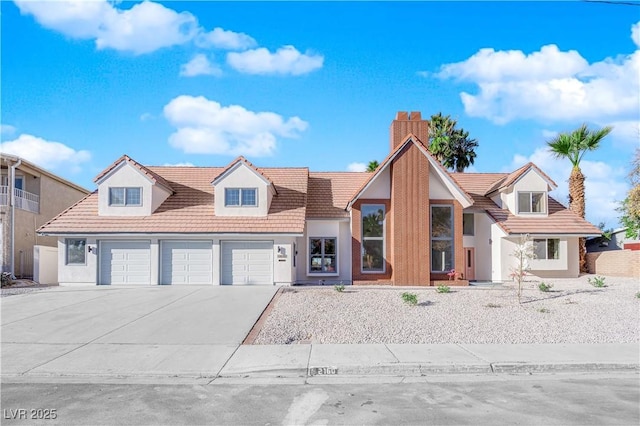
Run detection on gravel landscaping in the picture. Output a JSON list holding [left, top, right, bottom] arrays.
[[254, 275, 640, 345]]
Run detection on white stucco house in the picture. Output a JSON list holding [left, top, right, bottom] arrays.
[[38, 112, 602, 286]]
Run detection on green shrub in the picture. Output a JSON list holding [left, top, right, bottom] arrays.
[[538, 307, 550, 313], [635, 292, 640, 299], [436, 285, 451, 294], [588, 276, 607, 288], [334, 284, 345, 293], [485, 303, 501, 308], [401, 292, 418, 306], [538, 282, 553, 292]]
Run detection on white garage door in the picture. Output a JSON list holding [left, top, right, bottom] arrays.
[[99, 241, 151, 285], [221, 241, 274, 285], [161, 241, 213, 285]]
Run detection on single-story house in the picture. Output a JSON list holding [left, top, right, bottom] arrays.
[[38, 112, 601, 286]]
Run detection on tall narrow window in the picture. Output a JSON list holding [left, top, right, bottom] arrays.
[[463, 213, 474, 236], [309, 238, 337, 273], [66, 238, 86, 265], [431, 205, 453, 272], [517, 192, 546, 214], [361, 204, 385, 272]]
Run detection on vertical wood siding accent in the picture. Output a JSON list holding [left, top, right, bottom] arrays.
[[391, 143, 431, 285]]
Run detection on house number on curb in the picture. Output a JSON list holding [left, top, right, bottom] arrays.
[[309, 367, 338, 375]]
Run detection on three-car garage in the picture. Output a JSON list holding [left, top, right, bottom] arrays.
[[98, 240, 275, 285]]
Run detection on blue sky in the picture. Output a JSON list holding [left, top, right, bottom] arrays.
[[1, 1, 639, 228]]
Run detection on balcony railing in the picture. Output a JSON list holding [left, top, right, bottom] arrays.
[[0, 186, 40, 213]]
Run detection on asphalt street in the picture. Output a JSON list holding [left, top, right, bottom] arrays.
[[2, 373, 638, 425]]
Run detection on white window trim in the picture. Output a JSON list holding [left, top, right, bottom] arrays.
[[225, 187, 258, 207], [517, 191, 547, 215], [361, 204, 386, 274], [308, 236, 339, 276], [109, 187, 142, 207], [430, 204, 454, 273], [65, 238, 87, 266]]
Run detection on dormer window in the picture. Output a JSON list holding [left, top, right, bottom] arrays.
[[109, 187, 142, 206], [517, 191, 546, 214], [225, 188, 257, 207]]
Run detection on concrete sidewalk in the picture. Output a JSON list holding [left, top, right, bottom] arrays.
[[3, 342, 637, 383], [219, 343, 639, 378]]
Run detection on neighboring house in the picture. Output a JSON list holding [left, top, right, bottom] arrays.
[[1, 154, 90, 278], [586, 228, 638, 253], [38, 112, 601, 286]]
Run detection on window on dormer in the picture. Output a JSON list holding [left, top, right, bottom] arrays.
[[225, 188, 257, 207], [517, 191, 546, 214], [109, 187, 141, 206]]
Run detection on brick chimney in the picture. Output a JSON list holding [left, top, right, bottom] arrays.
[[389, 111, 429, 151]]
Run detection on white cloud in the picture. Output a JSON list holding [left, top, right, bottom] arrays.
[[227, 45, 324, 75], [196, 27, 256, 50], [606, 120, 640, 149], [347, 162, 367, 172], [507, 147, 628, 228], [139, 112, 154, 121], [436, 24, 640, 126], [14, 0, 198, 55], [541, 129, 558, 140], [163, 95, 308, 156], [632, 21, 640, 48], [1, 124, 17, 136], [0, 134, 91, 172], [180, 54, 222, 77]]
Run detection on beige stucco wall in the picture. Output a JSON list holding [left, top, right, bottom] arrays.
[[4, 167, 88, 277], [504, 169, 550, 216], [297, 219, 352, 284], [360, 167, 390, 199]]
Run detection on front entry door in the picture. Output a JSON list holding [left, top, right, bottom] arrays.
[[464, 247, 475, 281]]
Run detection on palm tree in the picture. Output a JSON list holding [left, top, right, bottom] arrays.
[[366, 160, 379, 172], [429, 113, 478, 172], [444, 129, 478, 172], [428, 113, 457, 163], [547, 124, 613, 272]]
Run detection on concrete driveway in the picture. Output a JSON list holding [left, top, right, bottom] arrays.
[[1, 285, 278, 379]]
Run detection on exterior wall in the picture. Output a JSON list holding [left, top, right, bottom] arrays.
[[97, 162, 169, 216], [429, 169, 455, 200], [33, 245, 58, 285], [463, 212, 493, 281], [3, 167, 88, 276], [214, 164, 270, 217], [492, 225, 509, 281], [586, 250, 640, 278], [297, 220, 351, 284], [351, 199, 392, 284], [390, 143, 430, 285], [58, 235, 297, 286], [360, 167, 390, 199], [505, 170, 550, 216]]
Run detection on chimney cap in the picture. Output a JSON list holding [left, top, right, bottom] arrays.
[[409, 111, 422, 120], [396, 111, 409, 120]]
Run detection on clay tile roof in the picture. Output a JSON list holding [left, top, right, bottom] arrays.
[[93, 155, 174, 193], [307, 172, 370, 218], [40, 166, 308, 234]]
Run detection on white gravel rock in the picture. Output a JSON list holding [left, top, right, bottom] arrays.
[[254, 275, 640, 344]]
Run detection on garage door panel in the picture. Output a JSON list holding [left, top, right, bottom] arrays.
[[221, 241, 273, 285], [161, 241, 213, 285], [100, 241, 151, 285]]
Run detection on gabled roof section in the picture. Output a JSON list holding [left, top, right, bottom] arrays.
[[1, 154, 90, 194], [93, 154, 174, 194], [485, 162, 557, 195], [211, 156, 278, 195], [453, 172, 601, 236], [347, 133, 473, 209]]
